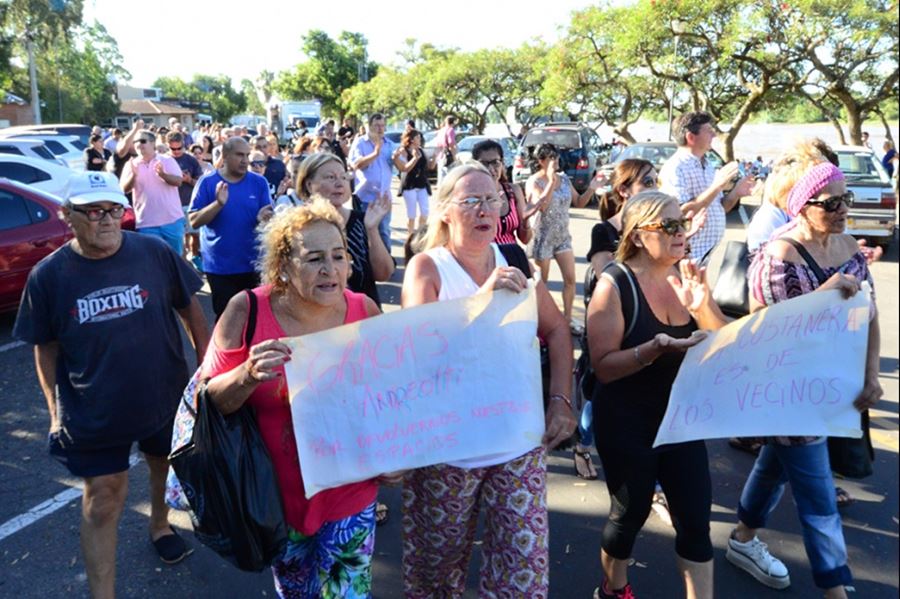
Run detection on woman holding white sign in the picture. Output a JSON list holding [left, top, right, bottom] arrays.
[[585, 191, 729, 599], [400, 162, 576, 598], [728, 161, 882, 598], [200, 200, 392, 598]]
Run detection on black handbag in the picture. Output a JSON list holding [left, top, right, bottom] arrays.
[[712, 240, 750, 318], [828, 412, 874, 479]]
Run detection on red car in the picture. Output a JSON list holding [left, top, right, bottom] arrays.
[[0, 178, 135, 312]]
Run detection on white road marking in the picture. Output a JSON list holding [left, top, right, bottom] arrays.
[[0, 453, 142, 543], [0, 340, 26, 353]]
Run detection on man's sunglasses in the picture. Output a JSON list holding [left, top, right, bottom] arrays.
[[807, 192, 854, 212], [71, 205, 126, 221], [168, 145, 184, 152], [638, 217, 692, 236], [250, 160, 267, 168], [136, 138, 153, 145]]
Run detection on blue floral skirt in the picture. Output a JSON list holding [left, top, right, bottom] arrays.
[[272, 502, 377, 599]]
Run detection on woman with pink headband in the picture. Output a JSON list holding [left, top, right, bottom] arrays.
[[724, 162, 882, 598]]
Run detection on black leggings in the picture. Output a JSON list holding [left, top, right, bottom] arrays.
[[597, 441, 713, 562]]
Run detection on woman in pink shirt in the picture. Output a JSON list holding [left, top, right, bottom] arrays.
[[201, 199, 396, 598]]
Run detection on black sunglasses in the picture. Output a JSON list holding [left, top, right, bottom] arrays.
[[136, 138, 153, 145], [807, 192, 854, 212], [169, 145, 184, 152], [71, 205, 126, 221], [250, 160, 267, 168]]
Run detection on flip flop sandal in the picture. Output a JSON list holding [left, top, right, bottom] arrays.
[[573, 450, 598, 480], [376, 502, 389, 526], [835, 487, 855, 509], [151, 526, 193, 564]]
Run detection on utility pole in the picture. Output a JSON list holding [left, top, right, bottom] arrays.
[[26, 33, 42, 124]]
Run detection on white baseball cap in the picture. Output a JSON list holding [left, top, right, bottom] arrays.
[[66, 172, 129, 207]]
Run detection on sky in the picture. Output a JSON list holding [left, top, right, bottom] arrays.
[[83, 0, 597, 88]]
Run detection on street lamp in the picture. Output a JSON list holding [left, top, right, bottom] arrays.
[[667, 19, 687, 141]]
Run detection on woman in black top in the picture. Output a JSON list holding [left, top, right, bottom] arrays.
[[573, 159, 658, 480], [295, 153, 394, 307], [587, 159, 659, 280], [84, 134, 111, 171], [392, 129, 434, 236], [586, 191, 729, 599]]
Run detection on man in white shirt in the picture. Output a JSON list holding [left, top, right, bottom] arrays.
[[659, 112, 754, 264]]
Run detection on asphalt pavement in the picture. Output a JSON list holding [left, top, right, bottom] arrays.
[[0, 195, 897, 598]]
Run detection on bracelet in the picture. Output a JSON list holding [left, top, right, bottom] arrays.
[[549, 393, 572, 410], [634, 345, 654, 367]]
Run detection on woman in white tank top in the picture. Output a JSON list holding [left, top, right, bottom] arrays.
[[399, 163, 575, 598]]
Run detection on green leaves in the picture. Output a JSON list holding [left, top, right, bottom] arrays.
[[273, 30, 378, 118], [152, 75, 246, 123]]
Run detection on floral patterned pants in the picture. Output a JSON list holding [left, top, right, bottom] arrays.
[[272, 503, 376, 599], [402, 447, 549, 598]]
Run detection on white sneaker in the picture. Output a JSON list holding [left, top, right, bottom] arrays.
[[726, 534, 791, 589]]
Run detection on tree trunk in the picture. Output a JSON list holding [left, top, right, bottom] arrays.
[[613, 124, 636, 144], [830, 119, 847, 145], [722, 87, 767, 163], [877, 109, 895, 144], [845, 106, 864, 146]]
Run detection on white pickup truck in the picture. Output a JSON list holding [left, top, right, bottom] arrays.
[[834, 145, 897, 249]]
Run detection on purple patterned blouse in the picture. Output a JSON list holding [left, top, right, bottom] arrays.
[[748, 245, 874, 445]]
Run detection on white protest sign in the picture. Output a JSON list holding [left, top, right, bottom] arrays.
[[653, 286, 871, 448], [284, 283, 544, 497]]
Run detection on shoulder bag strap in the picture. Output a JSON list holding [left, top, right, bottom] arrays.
[[780, 238, 828, 285], [244, 289, 258, 347], [497, 243, 532, 277], [600, 262, 640, 338]]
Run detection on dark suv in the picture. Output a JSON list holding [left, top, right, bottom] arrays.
[[512, 123, 610, 193]]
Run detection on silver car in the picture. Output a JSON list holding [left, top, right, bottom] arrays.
[[834, 145, 896, 248], [455, 135, 518, 180]]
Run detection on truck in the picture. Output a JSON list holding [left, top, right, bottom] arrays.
[[270, 100, 322, 142]]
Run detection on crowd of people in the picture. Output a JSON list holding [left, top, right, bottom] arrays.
[[12, 109, 886, 599]]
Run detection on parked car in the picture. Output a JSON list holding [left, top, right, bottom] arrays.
[[0, 133, 86, 170], [0, 123, 92, 147], [597, 141, 725, 185], [0, 138, 68, 167], [833, 145, 896, 248], [0, 179, 73, 312], [511, 122, 610, 193], [0, 154, 73, 197], [455, 135, 519, 181]]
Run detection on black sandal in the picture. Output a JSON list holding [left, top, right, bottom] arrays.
[[573, 449, 598, 480], [375, 502, 389, 526], [728, 437, 762, 456], [151, 526, 193, 564]]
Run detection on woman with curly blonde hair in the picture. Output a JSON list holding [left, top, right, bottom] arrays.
[[200, 199, 397, 598]]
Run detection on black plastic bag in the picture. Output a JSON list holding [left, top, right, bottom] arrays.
[[169, 384, 287, 571], [828, 410, 875, 480]]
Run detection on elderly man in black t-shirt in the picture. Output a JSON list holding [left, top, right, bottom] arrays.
[[13, 171, 210, 598]]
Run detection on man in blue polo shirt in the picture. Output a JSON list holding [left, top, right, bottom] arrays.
[[349, 112, 395, 250], [189, 137, 273, 319]]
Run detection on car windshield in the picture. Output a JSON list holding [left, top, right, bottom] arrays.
[[457, 137, 488, 151], [32, 145, 56, 160], [70, 139, 86, 150], [523, 129, 581, 149], [618, 144, 677, 167], [837, 152, 890, 184]]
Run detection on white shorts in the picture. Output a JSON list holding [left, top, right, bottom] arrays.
[[401, 188, 430, 219]]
